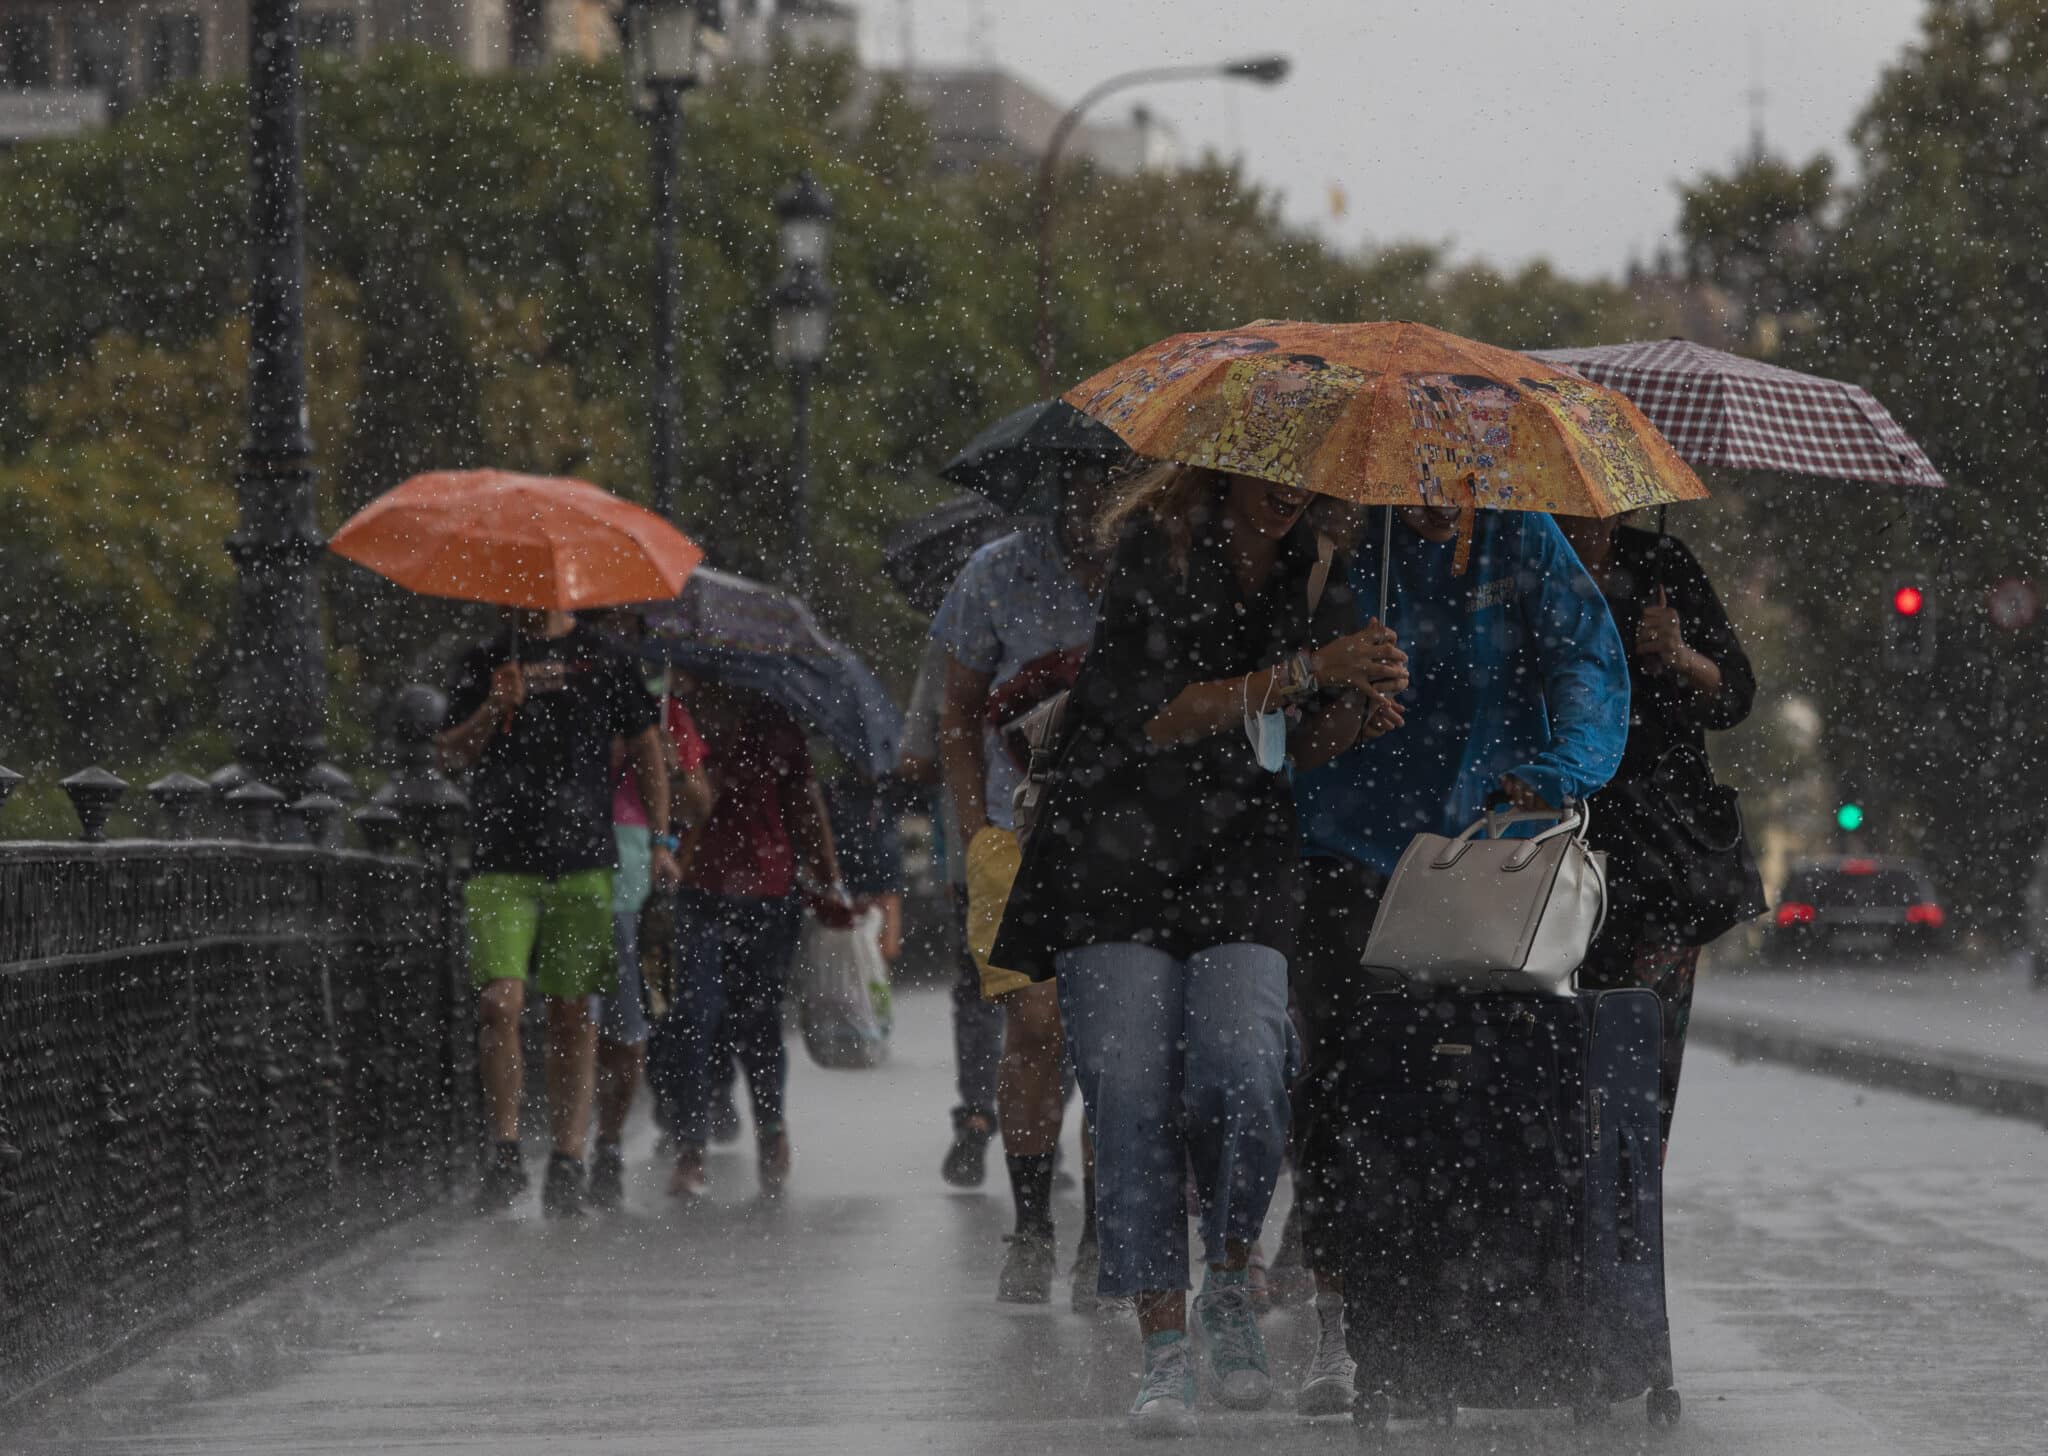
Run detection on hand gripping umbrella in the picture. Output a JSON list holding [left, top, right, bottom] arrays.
[[1063, 319, 1708, 619]]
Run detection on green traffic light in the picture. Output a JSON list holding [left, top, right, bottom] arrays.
[[1836, 803, 1865, 832]]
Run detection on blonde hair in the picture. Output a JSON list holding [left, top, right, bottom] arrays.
[[1095, 461, 1226, 575]]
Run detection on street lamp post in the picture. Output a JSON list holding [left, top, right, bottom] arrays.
[[1033, 55, 1291, 394], [623, 0, 719, 522], [772, 172, 835, 597], [225, 0, 326, 794]]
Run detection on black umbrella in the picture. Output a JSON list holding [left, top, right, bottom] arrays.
[[938, 399, 1126, 512], [882, 494, 1012, 615], [637, 570, 904, 779]]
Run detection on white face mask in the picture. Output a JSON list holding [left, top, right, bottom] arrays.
[[1243, 675, 1287, 773]]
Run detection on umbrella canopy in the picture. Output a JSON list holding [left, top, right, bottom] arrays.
[[939, 399, 1127, 512], [1527, 338, 1946, 489], [882, 494, 1011, 615], [329, 469, 703, 610], [637, 570, 903, 779], [1064, 319, 1708, 517]]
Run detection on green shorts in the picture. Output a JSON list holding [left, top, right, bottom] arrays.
[[465, 868, 616, 999]]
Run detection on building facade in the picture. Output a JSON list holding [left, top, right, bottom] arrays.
[[0, 0, 616, 144]]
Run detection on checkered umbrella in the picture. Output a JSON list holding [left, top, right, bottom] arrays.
[[1529, 338, 1945, 490]]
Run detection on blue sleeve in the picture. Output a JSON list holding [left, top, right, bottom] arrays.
[[1509, 517, 1630, 808], [929, 544, 1002, 673]]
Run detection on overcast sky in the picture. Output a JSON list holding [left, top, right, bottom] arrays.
[[861, 0, 1931, 278]]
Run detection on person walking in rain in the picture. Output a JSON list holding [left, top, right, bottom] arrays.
[[934, 458, 1111, 1306], [897, 633, 1007, 1190], [1286, 502, 1629, 1414], [991, 464, 1406, 1435], [438, 608, 681, 1218], [1555, 514, 1757, 1155], [583, 609, 716, 1211], [651, 686, 849, 1201]]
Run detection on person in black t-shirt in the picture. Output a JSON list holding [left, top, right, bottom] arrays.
[[438, 608, 678, 1218]]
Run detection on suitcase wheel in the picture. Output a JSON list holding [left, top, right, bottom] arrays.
[[1647, 1386, 1682, 1428]]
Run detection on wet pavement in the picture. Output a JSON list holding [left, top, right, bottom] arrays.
[[1694, 953, 2048, 1078], [12, 984, 2047, 1455]]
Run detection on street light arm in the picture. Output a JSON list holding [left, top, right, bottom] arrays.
[[1042, 64, 1225, 182], [1033, 60, 1288, 393]]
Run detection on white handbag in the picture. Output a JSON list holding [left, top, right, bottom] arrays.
[[1360, 803, 1608, 995]]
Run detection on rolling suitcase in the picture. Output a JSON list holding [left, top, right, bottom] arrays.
[[1329, 987, 1680, 1436]]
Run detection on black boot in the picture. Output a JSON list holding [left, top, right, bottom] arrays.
[[475, 1140, 528, 1214], [588, 1138, 625, 1211], [542, 1150, 586, 1218], [941, 1110, 994, 1188]]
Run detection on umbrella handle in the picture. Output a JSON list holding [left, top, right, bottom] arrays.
[[1377, 505, 1394, 624]]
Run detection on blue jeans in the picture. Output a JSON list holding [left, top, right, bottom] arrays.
[[647, 889, 803, 1150], [1056, 942, 1291, 1296], [590, 910, 652, 1045]]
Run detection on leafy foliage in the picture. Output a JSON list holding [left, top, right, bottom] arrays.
[[1673, 0, 2048, 926], [0, 46, 1652, 794]]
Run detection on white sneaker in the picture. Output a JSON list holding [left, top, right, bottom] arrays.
[[1129, 1334, 1198, 1438], [1297, 1296, 1356, 1417]]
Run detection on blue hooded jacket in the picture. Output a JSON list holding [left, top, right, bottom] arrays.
[[1296, 511, 1630, 875]]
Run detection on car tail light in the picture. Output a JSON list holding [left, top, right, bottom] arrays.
[[1776, 902, 1817, 927], [1905, 903, 1946, 929]]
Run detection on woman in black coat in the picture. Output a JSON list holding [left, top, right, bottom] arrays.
[[1557, 518, 1757, 1155], [990, 464, 1405, 1435]]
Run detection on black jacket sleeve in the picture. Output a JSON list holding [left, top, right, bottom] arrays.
[[1661, 535, 1755, 733]]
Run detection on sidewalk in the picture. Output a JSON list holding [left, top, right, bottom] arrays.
[[1690, 953, 2048, 1124]]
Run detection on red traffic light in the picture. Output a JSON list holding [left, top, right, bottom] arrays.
[[1893, 585, 1925, 617]]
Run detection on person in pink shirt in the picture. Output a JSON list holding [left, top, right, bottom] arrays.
[[587, 611, 715, 1209]]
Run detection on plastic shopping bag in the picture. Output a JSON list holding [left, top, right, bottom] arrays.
[[796, 907, 891, 1070]]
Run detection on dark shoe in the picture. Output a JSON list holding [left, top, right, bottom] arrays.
[[669, 1146, 708, 1201], [588, 1139, 624, 1211], [941, 1113, 993, 1188], [709, 1083, 742, 1145], [474, 1140, 527, 1214], [758, 1126, 791, 1200], [997, 1227, 1056, 1304], [542, 1151, 585, 1219]]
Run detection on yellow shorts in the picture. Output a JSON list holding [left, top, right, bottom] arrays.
[[964, 825, 1030, 1000]]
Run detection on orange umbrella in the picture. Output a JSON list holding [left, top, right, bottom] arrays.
[[1063, 319, 1709, 517], [328, 469, 703, 610]]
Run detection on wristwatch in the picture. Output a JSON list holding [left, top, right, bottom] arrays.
[[654, 832, 682, 854]]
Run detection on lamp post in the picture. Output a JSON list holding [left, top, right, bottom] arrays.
[[224, 0, 326, 794], [623, 0, 718, 522], [1033, 55, 1291, 393], [772, 172, 835, 597]]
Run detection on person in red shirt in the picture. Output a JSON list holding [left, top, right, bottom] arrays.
[[647, 683, 849, 1199]]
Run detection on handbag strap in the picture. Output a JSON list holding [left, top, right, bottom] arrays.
[[1306, 532, 1334, 615], [1433, 802, 1590, 869]]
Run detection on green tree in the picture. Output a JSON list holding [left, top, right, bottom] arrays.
[[0, 46, 1654, 800], [1671, 0, 2048, 929]]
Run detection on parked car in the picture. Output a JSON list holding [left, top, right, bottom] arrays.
[[1766, 856, 1950, 962]]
